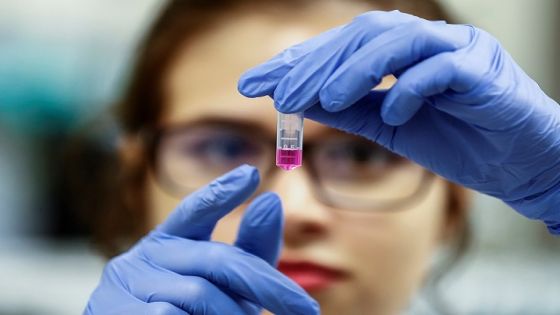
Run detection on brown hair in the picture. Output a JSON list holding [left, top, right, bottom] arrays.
[[119, 0, 454, 135], [88, 0, 467, 263]]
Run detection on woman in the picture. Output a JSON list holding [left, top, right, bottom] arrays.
[[84, 0, 559, 314]]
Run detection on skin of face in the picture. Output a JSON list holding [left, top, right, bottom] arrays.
[[144, 3, 455, 315]]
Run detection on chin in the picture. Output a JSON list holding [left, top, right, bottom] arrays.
[[312, 285, 401, 315], [310, 285, 367, 315]]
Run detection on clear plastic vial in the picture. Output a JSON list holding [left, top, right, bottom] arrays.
[[276, 112, 304, 171]]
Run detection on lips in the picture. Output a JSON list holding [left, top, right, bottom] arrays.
[[278, 261, 349, 292]]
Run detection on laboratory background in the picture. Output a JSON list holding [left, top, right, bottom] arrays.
[[0, 0, 559, 314]]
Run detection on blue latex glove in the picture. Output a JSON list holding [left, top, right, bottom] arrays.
[[238, 11, 560, 234], [85, 165, 320, 315]]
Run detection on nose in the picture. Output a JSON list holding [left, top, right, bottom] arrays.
[[267, 166, 333, 247]]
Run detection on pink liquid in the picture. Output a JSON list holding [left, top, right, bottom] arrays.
[[276, 148, 302, 171]]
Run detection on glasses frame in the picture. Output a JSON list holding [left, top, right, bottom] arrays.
[[143, 120, 435, 213]]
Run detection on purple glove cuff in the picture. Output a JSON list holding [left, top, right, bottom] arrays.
[[506, 180, 560, 235], [545, 221, 560, 235]]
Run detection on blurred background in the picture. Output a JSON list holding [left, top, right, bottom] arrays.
[[0, 0, 558, 314]]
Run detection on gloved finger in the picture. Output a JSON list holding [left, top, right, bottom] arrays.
[[272, 10, 420, 113], [126, 259, 249, 315], [380, 27, 491, 126], [234, 192, 283, 266], [380, 52, 457, 126], [303, 91, 396, 146], [157, 164, 259, 240], [141, 237, 319, 315], [238, 25, 345, 98], [319, 22, 472, 113], [85, 286, 189, 315]]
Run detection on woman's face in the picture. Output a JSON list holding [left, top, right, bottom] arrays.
[[146, 3, 453, 315]]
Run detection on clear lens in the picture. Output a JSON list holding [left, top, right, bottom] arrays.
[[312, 134, 427, 210], [156, 125, 272, 194]]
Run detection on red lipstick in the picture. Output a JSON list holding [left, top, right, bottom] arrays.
[[278, 261, 348, 292]]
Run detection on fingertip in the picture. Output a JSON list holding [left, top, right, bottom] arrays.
[[239, 56, 295, 98], [324, 100, 345, 112], [253, 191, 282, 206], [238, 63, 284, 98], [237, 164, 260, 185], [380, 91, 423, 126], [380, 104, 407, 126], [381, 108, 417, 126], [319, 82, 358, 112], [273, 72, 324, 113], [237, 75, 254, 97], [272, 82, 293, 113], [221, 163, 258, 179], [206, 164, 260, 205], [273, 99, 286, 112], [258, 192, 282, 211], [273, 99, 301, 114], [244, 192, 283, 227], [318, 84, 338, 112], [237, 73, 270, 98]]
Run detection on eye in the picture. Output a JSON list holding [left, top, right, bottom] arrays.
[[156, 125, 273, 195], [186, 133, 260, 166], [325, 140, 395, 165], [315, 137, 403, 181]]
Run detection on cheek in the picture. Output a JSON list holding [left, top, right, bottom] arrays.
[[338, 178, 448, 304], [211, 205, 246, 244], [146, 175, 183, 228]]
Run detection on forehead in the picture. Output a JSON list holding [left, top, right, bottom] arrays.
[[162, 2, 372, 136]]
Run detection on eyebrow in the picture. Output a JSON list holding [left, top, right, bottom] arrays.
[[159, 117, 276, 138], [159, 115, 351, 145]]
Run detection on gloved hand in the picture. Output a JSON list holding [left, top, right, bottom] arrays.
[[238, 11, 560, 234], [84, 165, 320, 315]]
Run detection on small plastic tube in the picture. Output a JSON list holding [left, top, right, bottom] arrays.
[[276, 112, 303, 171]]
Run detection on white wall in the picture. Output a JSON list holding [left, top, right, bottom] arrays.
[[441, 0, 559, 100]]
